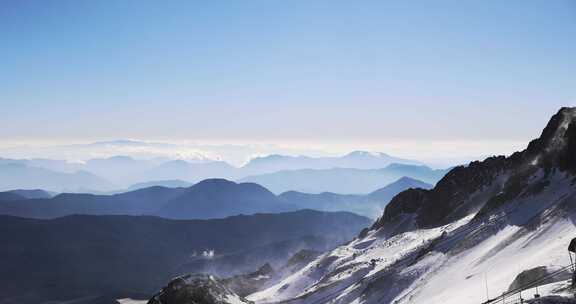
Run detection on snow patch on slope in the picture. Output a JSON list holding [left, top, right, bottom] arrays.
[[249, 172, 576, 304]]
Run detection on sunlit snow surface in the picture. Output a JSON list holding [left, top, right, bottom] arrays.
[[249, 172, 576, 304]]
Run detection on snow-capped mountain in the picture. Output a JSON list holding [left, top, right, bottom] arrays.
[[242, 151, 424, 176], [248, 107, 576, 304]]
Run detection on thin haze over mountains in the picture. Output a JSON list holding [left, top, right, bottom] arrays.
[[0, 139, 484, 168], [0, 146, 447, 193]]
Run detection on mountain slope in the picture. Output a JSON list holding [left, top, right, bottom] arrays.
[[366, 176, 432, 202], [250, 107, 576, 304], [0, 192, 26, 202], [0, 186, 186, 219], [0, 163, 115, 192], [279, 177, 432, 218], [0, 210, 370, 303], [6, 189, 54, 199], [127, 179, 193, 191], [240, 165, 446, 194], [0, 157, 83, 173], [156, 179, 297, 219]]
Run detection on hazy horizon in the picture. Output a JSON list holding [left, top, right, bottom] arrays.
[[0, 136, 531, 168], [2, 1, 575, 162]]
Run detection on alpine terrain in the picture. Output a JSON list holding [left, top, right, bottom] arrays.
[[240, 107, 576, 303]]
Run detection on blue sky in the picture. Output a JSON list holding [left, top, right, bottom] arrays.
[[1, 1, 575, 159]]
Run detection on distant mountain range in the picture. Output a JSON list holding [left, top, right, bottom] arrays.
[[156, 179, 295, 219], [239, 163, 448, 194], [0, 186, 183, 219], [0, 210, 370, 303], [241, 151, 424, 175], [0, 162, 115, 193], [4, 189, 54, 199], [127, 179, 193, 191], [279, 177, 432, 218], [0, 179, 295, 219], [0, 150, 443, 193], [0, 176, 432, 219]]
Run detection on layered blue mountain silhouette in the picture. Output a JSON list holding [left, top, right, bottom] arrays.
[[155, 179, 295, 219], [0, 162, 114, 192], [239, 164, 446, 194], [0, 176, 432, 219], [0, 179, 292, 219], [241, 151, 424, 175], [0, 150, 443, 193], [127, 179, 193, 191], [279, 176, 432, 217]]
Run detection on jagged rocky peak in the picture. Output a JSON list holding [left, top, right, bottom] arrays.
[[372, 107, 576, 233], [520, 106, 576, 171], [148, 274, 252, 304], [526, 107, 576, 156], [372, 155, 509, 231]]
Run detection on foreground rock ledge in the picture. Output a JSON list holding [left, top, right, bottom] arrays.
[[148, 274, 252, 304]]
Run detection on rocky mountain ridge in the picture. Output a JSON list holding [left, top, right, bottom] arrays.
[[248, 107, 576, 304]]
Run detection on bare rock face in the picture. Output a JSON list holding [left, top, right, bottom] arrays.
[[372, 155, 508, 230], [147, 274, 252, 304], [372, 107, 576, 235], [508, 266, 572, 292]]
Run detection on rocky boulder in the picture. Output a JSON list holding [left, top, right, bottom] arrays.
[[508, 266, 572, 292], [148, 274, 252, 304]]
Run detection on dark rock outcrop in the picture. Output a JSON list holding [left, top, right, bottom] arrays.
[[508, 266, 571, 292], [148, 274, 251, 304], [221, 249, 321, 297], [373, 107, 576, 233]]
